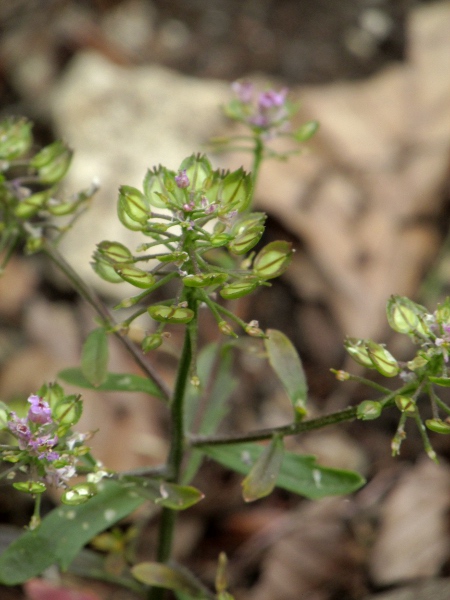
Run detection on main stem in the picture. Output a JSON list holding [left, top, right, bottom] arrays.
[[149, 300, 196, 600]]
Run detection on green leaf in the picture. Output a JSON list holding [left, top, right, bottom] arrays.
[[0, 481, 146, 585], [154, 483, 204, 510], [265, 329, 308, 419], [58, 367, 165, 399], [429, 376, 450, 387], [132, 562, 207, 598], [242, 436, 284, 501], [202, 443, 365, 500], [81, 328, 109, 387]]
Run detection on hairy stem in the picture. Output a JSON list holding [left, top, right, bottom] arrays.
[[42, 241, 171, 402]]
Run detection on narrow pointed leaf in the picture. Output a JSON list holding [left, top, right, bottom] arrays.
[[81, 328, 109, 387], [202, 443, 365, 500], [241, 436, 284, 501], [58, 368, 165, 399], [265, 329, 308, 418]]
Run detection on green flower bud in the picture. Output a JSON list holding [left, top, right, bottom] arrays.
[[31, 140, 73, 184], [142, 333, 163, 352], [366, 341, 400, 377], [13, 481, 47, 494], [220, 279, 260, 300], [395, 395, 416, 414], [114, 265, 156, 289], [0, 117, 33, 160], [357, 400, 382, 420], [292, 120, 319, 142], [253, 241, 293, 279], [210, 233, 232, 247], [182, 272, 228, 288], [344, 338, 374, 368], [218, 321, 237, 337], [91, 255, 124, 283], [425, 418, 450, 434], [118, 185, 149, 229], [61, 483, 96, 506], [97, 240, 133, 263], [148, 305, 194, 324], [228, 225, 264, 255], [14, 189, 52, 219]]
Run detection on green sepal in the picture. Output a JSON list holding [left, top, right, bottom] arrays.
[[114, 265, 156, 288], [148, 305, 195, 324], [253, 241, 293, 279]]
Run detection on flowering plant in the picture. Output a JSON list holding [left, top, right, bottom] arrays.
[[0, 82, 447, 599]]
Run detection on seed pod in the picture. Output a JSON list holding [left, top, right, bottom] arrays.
[[14, 189, 52, 219], [228, 225, 264, 255], [366, 341, 400, 377], [357, 400, 382, 420], [220, 279, 259, 300], [142, 333, 163, 352], [344, 338, 374, 368], [118, 185, 149, 228], [114, 265, 156, 289], [253, 241, 293, 279], [425, 419, 450, 434], [182, 272, 228, 288], [148, 305, 194, 324], [31, 140, 73, 184], [395, 395, 416, 414]]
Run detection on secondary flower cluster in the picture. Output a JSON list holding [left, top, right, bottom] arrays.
[[1, 384, 99, 502], [91, 154, 293, 348], [230, 80, 290, 135], [343, 295, 450, 456]]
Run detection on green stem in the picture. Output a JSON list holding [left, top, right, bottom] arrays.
[[251, 136, 264, 195], [149, 295, 197, 600], [42, 240, 171, 402], [190, 383, 417, 448]]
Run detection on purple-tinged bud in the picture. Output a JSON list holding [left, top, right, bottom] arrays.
[[258, 88, 288, 109], [231, 80, 254, 103], [27, 395, 52, 425], [175, 170, 190, 188]]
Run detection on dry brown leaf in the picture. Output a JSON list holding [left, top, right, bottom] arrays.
[[369, 458, 450, 585]]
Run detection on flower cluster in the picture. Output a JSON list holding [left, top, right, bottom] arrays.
[[228, 80, 290, 137], [1, 384, 97, 499], [91, 154, 293, 348]]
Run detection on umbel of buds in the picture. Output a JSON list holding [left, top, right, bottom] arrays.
[[91, 154, 294, 342]]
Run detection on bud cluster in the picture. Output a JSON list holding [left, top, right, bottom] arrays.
[[0, 384, 102, 505], [0, 117, 97, 259], [91, 154, 294, 344], [343, 295, 450, 458]]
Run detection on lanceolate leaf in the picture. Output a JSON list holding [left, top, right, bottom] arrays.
[[81, 328, 109, 387], [241, 435, 284, 502], [202, 443, 365, 500], [0, 482, 146, 585], [132, 562, 210, 598], [265, 329, 308, 419], [57, 368, 165, 400]]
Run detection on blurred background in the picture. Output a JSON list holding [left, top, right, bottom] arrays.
[[1, 1, 450, 599]]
